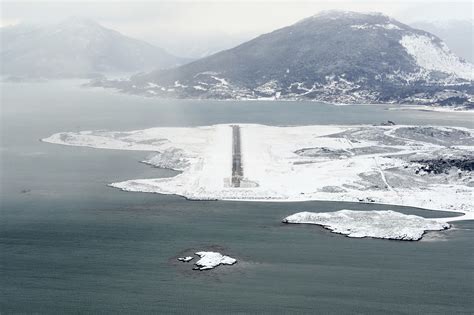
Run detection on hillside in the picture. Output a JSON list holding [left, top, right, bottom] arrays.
[[100, 11, 473, 107], [0, 17, 187, 79]]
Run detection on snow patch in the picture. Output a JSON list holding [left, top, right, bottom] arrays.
[[211, 76, 229, 86], [351, 23, 402, 30], [146, 82, 160, 88], [174, 80, 188, 88], [400, 34, 474, 81], [193, 85, 207, 91], [255, 80, 279, 96]]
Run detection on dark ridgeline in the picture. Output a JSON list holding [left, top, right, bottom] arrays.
[[231, 125, 243, 187]]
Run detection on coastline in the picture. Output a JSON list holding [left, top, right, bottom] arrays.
[[83, 80, 474, 111], [42, 123, 473, 222], [110, 183, 472, 222]]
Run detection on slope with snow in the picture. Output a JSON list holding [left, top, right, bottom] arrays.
[[400, 34, 474, 81], [410, 20, 474, 63], [99, 10, 474, 107]]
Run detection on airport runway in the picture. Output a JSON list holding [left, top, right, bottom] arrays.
[[231, 125, 243, 187]]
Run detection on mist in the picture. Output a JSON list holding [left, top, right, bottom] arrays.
[[1, 0, 472, 58]]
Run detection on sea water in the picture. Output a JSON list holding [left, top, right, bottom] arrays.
[[1, 81, 473, 313]]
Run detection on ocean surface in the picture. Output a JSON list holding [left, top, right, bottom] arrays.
[[1, 80, 473, 314]]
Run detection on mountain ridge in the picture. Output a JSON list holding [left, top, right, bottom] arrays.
[[95, 10, 473, 107], [0, 17, 188, 79]]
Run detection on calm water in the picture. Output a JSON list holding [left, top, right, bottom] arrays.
[[1, 81, 473, 314]]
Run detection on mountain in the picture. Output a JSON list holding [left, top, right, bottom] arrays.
[[0, 17, 187, 79], [100, 11, 473, 107], [410, 20, 474, 63]]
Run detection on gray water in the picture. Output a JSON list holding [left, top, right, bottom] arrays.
[[1, 81, 473, 314]]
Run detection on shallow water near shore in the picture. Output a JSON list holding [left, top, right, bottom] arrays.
[[1, 81, 473, 313]]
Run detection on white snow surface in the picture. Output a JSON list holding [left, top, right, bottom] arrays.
[[177, 256, 193, 262], [193, 85, 207, 91], [283, 210, 450, 240], [255, 80, 279, 96], [211, 76, 229, 86], [194, 251, 237, 270], [400, 34, 474, 81], [42, 124, 474, 218], [351, 23, 402, 30]]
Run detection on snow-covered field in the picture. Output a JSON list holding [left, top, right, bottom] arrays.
[[42, 124, 474, 220], [283, 210, 450, 241]]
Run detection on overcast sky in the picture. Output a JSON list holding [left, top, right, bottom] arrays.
[[1, 1, 472, 57]]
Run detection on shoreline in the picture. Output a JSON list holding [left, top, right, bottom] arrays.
[[3, 79, 472, 112], [43, 123, 474, 223], [387, 105, 474, 113], [109, 183, 471, 222]]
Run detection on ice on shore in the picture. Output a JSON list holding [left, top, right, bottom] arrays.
[[177, 256, 193, 262], [283, 210, 450, 240], [193, 251, 237, 270]]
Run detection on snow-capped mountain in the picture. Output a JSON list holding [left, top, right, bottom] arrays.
[[101, 11, 473, 107], [0, 17, 187, 79], [410, 20, 474, 63]]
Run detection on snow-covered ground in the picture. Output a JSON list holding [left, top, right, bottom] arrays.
[[42, 124, 474, 219], [194, 251, 237, 270], [400, 34, 474, 81], [176, 252, 236, 270], [283, 210, 450, 241]]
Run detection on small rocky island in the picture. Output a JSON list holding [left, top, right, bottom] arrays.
[[283, 210, 451, 241], [177, 251, 237, 271], [177, 256, 193, 262]]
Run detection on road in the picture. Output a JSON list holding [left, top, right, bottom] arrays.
[[231, 125, 243, 187]]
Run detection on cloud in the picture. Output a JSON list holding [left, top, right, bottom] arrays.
[[1, 0, 471, 57]]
